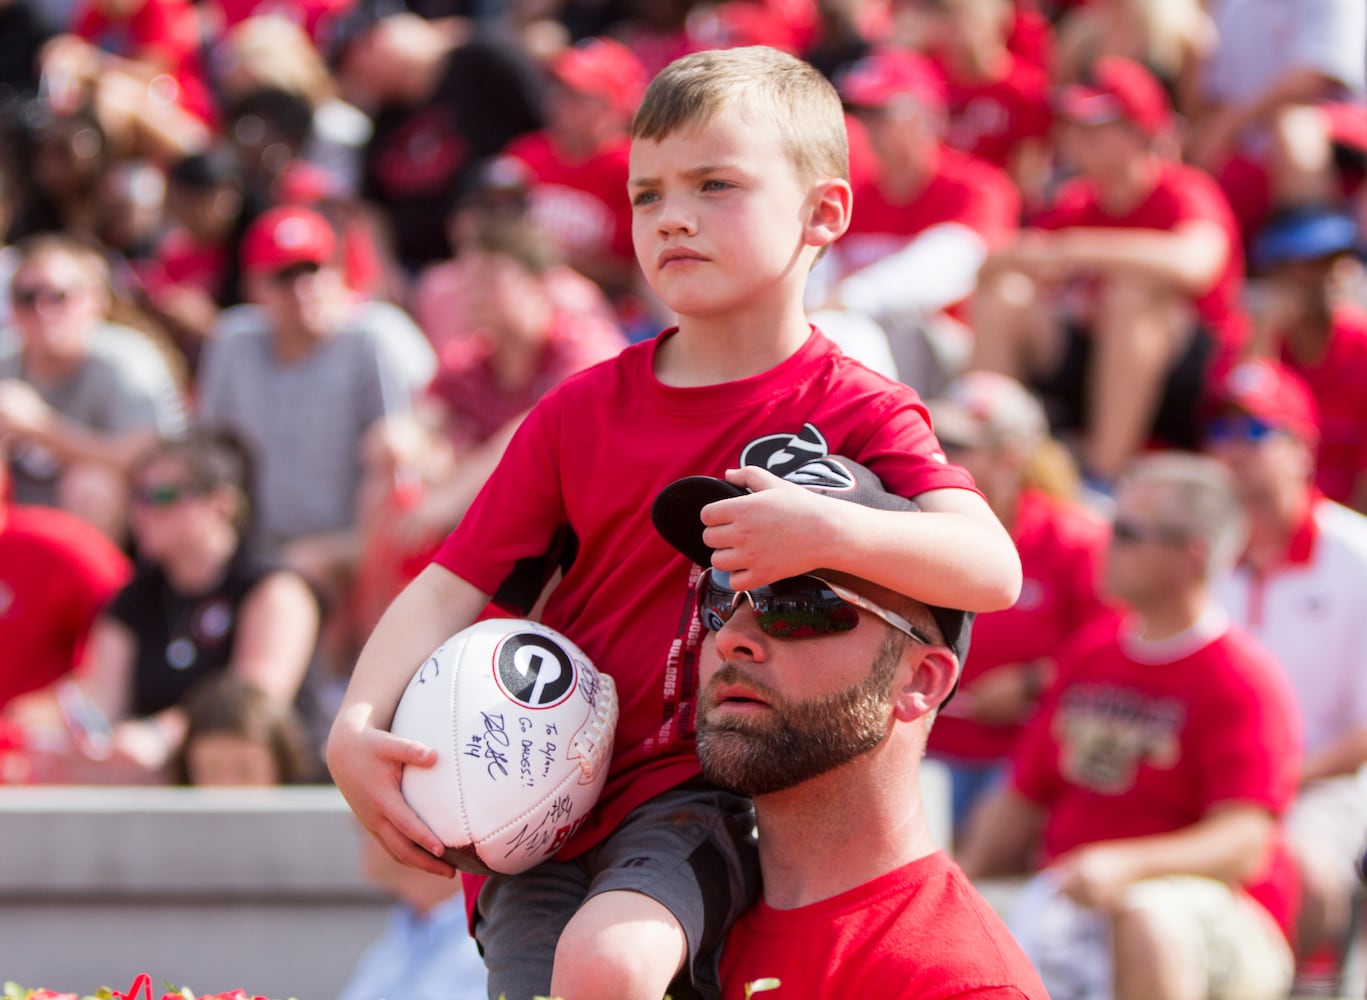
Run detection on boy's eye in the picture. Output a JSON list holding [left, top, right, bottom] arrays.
[[701, 179, 732, 192], [631, 190, 659, 207]]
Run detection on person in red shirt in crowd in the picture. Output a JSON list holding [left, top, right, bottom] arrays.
[[38, 0, 216, 160], [353, 206, 626, 639], [654, 459, 1049, 1000], [811, 47, 1020, 393], [921, 0, 1054, 213], [0, 450, 131, 719], [960, 451, 1303, 1000], [1245, 205, 1367, 513], [1051, 0, 1213, 117], [971, 56, 1247, 492], [924, 371, 1117, 841], [501, 38, 647, 313]]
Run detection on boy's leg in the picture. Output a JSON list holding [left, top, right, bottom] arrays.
[[555, 783, 759, 1000], [551, 890, 688, 1000], [475, 860, 592, 1000]]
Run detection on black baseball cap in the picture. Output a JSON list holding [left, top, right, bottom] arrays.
[[651, 454, 974, 673]]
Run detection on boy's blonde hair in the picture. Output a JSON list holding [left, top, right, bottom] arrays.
[[631, 46, 849, 186]]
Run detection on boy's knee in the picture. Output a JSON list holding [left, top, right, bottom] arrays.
[[551, 892, 688, 1000]]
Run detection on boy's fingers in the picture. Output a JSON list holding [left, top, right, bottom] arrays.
[[378, 732, 439, 768], [379, 822, 456, 878], [723, 465, 786, 491]]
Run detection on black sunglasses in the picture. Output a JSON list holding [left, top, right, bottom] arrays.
[[698, 568, 933, 643], [1110, 519, 1189, 547]]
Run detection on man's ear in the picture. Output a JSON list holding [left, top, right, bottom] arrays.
[[891, 645, 959, 723], [804, 177, 853, 249]]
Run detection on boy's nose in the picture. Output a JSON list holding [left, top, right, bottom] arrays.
[[655, 197, 697, 237]]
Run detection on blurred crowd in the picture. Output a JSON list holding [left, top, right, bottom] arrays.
[[0, 0, 1365, 995]]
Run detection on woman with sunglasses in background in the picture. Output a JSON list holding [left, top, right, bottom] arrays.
[[29, 426, 321, 784]]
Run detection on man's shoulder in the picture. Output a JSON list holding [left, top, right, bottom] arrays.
[[1312, 498, 1367, 565]]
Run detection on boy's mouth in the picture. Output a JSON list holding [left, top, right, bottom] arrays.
[[658, 247, 708, 267]]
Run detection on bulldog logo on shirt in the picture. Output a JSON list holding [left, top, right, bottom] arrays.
[[738, 424, 834, 482], [1054, 684, 1184, 794]]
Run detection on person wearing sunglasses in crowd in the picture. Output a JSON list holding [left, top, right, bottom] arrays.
[[25, 427, 320, 785], [959, 451, 1302, 1000], [0, 232, 188, 541], [1204, 358, 1367, 991], [195, 204, 433, 668], [652, 457, 1048, 999]]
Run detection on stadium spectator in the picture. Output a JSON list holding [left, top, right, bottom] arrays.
[[500, 37, 647, 306], [8, 108, 113, 245], [923, 0, 1055, 212], [37, 0, 212, 160], [1204, 358, 1367, 986], [0, 448, 131, 717], [653, 460, 1049, 998], [0, 232, 188, 539], [960, 451, 1302, 1000], [1190, 0, 1367, 241], [924, 371, 1116, 839], [331, 8, 545, 273], [409, 159, 621, 355], [25, 427, 320, 785], [970, 56, 1246, 490], [212, 14, 374, 202], [810, 46, 1020, 392], [1245, 205, 1367, 512], [1051, 0, 1212, 115], [176, 673, 317, 786], [134, 146, 251, 366], [354, 207, 625, 637], [196, 204, 432, 602]]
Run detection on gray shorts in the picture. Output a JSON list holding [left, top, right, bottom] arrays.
[[473, 782, 759, 1000]]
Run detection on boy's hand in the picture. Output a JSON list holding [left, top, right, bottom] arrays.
[[701, 466, 835, 590], [328, 710, 456, 878]]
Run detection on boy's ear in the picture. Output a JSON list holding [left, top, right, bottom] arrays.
[[804, 177, 853, 249], [891, 645, 958, 724]]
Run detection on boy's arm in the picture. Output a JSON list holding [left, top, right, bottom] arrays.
[[327, 563, 491, 877], [709, 468, 1022, 612]]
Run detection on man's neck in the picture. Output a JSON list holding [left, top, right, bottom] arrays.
[[1095, 154, 1160, 215], [751, 762, 939, 910], [1130, 588, 1208, 642], [1243, 486, 1313, 574], [878, 144, 938, 205]]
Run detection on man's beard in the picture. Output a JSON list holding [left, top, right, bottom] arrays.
[[696, 630, 905, 796]]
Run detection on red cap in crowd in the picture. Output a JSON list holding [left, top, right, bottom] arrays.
[[835, 48, 947, 116], [241, 205, 337, 276], [550, 38, 647, 119], [1057, 56, 1171, 136], [1214, 359, 1320, 447]]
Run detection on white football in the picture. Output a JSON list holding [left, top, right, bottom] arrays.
[[391, 618, 618, 875]]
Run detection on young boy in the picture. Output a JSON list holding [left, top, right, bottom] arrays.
[[327, 45, 1022, 1000]]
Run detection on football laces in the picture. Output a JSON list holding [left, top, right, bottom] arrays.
[[571, 673, 618, 781]]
